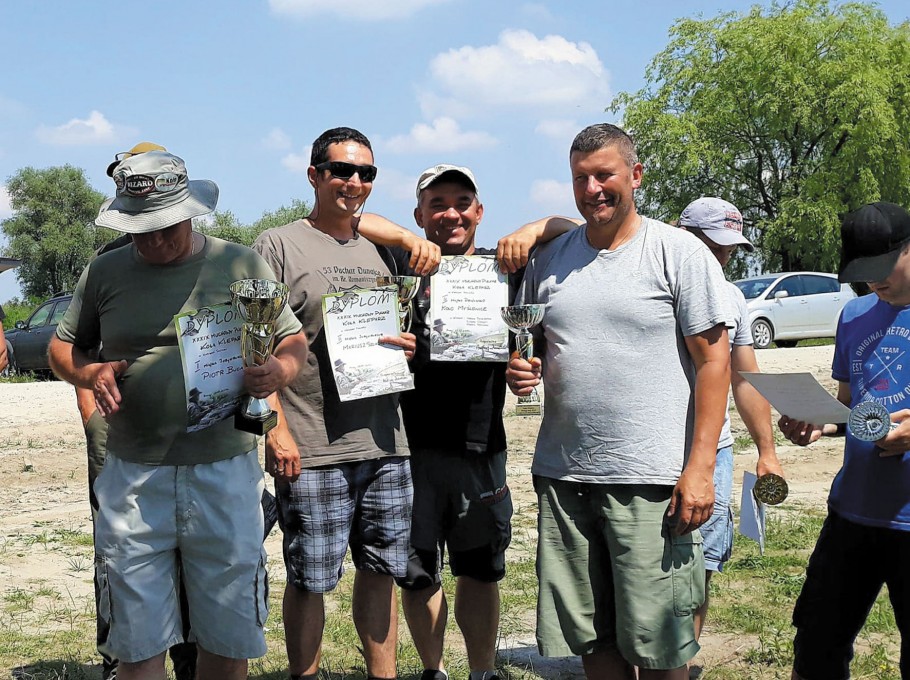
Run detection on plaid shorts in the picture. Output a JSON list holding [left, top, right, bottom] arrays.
[[277, 456, 412, 592]]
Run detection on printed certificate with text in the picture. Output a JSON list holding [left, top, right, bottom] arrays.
[[322, 287, 414, 401]]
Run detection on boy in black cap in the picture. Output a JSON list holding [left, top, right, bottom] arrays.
[[779, 202, 910, 679]]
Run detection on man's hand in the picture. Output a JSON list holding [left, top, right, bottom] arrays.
[[243, 355, 292, 399], [496, 231, 536, 274], [265, 425, 301, 482], [876, 408, 910, 456], [402, 233, 441, 275], [380, 332, 416, 361], [505, 355, 541, 396], [93, 360, 128, 417], [756, 452, 785, 479], [668, 464, 715, 535], [778, 415, 825, 446]]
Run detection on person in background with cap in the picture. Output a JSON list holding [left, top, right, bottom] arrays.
[[677, 197, 784, 640], [253, 127, 429, 680], [778, 202, 910, 679], [48, 149, 308, 680], [70, 142, 198, 680], [506, 123, 732, 679], [359, 163, 520, 680]]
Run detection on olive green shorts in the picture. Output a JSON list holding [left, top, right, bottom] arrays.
[[534, 477, 705, 670]]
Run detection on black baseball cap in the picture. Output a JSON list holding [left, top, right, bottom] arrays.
[[838, 202, 910, 283]]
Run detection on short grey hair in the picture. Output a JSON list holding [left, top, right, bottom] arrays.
[[570, 124, 638, 167]]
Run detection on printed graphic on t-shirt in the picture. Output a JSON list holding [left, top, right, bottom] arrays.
[[851, 326, 910, 408], [317, 264, 386, 294]]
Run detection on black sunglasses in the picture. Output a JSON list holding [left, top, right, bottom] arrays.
[[315, 161, 378, 183]]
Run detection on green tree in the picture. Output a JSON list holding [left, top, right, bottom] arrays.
[[1, 166, 112, 297], [196, 199, 311, 246], [612, 0, 910, 274]]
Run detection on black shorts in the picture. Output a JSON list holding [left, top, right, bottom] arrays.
[[792, 511, 910, 679], [395, 449, 512, 589]]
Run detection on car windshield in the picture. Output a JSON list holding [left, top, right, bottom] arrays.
[[735, 276, 778, 300]]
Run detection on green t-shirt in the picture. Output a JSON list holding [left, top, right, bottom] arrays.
[[57, 236, 302, 465]]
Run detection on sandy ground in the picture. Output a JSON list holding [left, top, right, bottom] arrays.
[[0, 345, 844, 677]]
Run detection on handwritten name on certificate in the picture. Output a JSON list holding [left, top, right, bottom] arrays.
[[174, 303, 245, 432], [430, 255, 509, 362], [322, 287, 414, 402]]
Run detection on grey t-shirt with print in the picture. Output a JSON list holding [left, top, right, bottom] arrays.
[[253, 220, 409, 468], [517, 218, 732, 485]]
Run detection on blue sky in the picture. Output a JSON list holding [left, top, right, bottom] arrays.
[[1, 0, 907, 305]]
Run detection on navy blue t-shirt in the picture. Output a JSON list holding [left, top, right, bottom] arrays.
[[831, 293, 910, 530]]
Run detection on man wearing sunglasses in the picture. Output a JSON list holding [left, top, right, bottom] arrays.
[[253, 127, 426, 680]]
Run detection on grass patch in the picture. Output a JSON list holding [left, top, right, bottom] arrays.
[[0, 505, 900, 678]]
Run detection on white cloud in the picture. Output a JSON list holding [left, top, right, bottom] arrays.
[[420, 30, 610, 119], [269, 0, 452, 20], [383, 118, 497, 154], [262, 127, 292, 151], [530, 179, 577, 216], [282, 145, 313, 173], [0, 186, 12, 220], [535, 118, 578, 141], [35, 110, 136, 147]]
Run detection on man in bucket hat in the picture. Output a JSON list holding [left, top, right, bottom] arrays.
[[677, 197, 784, 642], [49, 150, 308, 680], [779, 202, 910, 679], [72, 142, 198, 680]]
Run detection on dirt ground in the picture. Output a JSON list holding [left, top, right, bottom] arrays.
[[0, 345, 845, 677]]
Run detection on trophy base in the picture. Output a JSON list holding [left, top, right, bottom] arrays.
[[753, 473, 788, 505], [235, 410, 278, 435], [515, 395, 541, 417]]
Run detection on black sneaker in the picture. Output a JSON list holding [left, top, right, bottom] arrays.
[[420, 671, 448, 680]]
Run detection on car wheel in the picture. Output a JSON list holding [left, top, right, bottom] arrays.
[[775, 340, 798, 348], [751, 319, 774, 350]]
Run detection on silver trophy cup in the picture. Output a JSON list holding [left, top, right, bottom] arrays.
[[377, 275, 420, 332], [848, 400, 896, 442], [501, 304, 545, 416], [230, 278, 291, 435]]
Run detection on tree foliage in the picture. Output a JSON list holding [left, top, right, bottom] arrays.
[[612, 0, 910, 275], [1, 166, 112, 298], [195, 199, 311, 246]]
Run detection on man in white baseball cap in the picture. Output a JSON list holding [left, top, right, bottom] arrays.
[[49, 150, 308, 680], [677, 196, 783, 642]]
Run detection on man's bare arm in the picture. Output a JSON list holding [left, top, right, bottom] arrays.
[[357, 213, 440, 275], [497, 216, 582, 273], [670, 324, 730, 535]]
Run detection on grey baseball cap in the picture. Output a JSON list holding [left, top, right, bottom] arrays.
[[416, 164, 478, 198], [678, 197, 754, 252], [97, 151, 218, 234]]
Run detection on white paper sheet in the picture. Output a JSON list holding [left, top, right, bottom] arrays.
[[740, 371, 850, 424], [738, 471, 766, 554]]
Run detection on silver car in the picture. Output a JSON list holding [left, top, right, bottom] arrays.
[[734, 272, 857, 349]]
